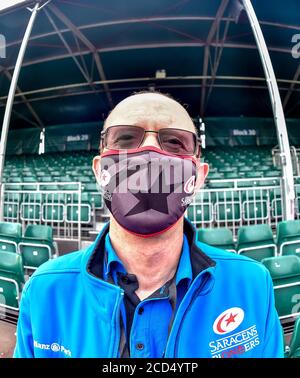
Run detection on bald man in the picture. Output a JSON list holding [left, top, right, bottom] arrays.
[[14, 92, 283, 358]]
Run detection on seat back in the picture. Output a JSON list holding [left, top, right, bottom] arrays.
[[262, 255, 300, 319], [289, 317, 300, 358], [0, 252, 24, 310], [24, 224, 53, 242], [237, 224, 275, 261], [198, 227, 235, 251], [277, 220, 300, 242], [277, 220, 300, 256], [237, 224, 274, 246], [0, 222, 22, 239]]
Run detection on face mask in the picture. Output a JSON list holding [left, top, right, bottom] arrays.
[[98, 146, 198, 237]]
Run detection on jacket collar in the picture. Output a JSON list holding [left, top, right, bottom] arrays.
[[84, 218, 216, 282]]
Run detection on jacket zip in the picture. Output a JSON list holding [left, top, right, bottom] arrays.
[[173, 274, 210, 357], [112, 290, 124, 357]]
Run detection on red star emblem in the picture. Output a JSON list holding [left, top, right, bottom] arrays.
[[225, 312, 238, 327]]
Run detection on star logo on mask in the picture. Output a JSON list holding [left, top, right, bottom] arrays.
[[125, 170, 180, 216]]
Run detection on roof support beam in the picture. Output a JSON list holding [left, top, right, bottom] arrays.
[[1, 74, 299, 102], [200, 0, 230, 116], [0, 41, 294, 73], [48, 3, 113, 108], [4, 83, 296, 108], [205, 19, 231, 112], [283, 64, 300, 109], [5, 16, 300, 51], [2, 68, 44, 127], [43, 8, 92, 84]]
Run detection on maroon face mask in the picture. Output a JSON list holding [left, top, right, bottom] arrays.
[[99, 146, 198, 237]]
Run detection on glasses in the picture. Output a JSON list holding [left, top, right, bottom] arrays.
[[101, 125, 200, 156]]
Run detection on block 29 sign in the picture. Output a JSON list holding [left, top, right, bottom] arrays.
[[66, 134, 89, 142], [230, 129, 257, 136]]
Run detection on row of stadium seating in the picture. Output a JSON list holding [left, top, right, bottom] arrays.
[[3, 191, 102, 224], [0, 222, 56, 271], [1, 147, 280, 182], [198, 221, 300, 261]]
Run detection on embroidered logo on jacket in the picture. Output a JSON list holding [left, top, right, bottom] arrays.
[[213, 307, 244, 335], [210, 308, 260, 358], [33, 340, 72, 357]]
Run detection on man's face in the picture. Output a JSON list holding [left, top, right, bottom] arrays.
[[93, 93, 208, 190]]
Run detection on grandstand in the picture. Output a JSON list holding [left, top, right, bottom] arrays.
[[1, 0, 300, 358]]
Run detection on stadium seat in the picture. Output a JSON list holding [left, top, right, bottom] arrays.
[[262, 255, 300, 320], [42, 203, 65, 223], [198, 227, 236, 252], [237, 224, 276, 261], [0, 252, 24, 310], [66, 193, 92, 224], [0, 222, 22, 253], [187, 203, 213, 224], [288, 317, 300, 358], [20, 203, 41, 221], [277, 220, 300, 257], [214, 201, 241, 222], [19, 225, 55, 270]]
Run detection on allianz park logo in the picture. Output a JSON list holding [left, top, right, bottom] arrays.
[[33, 340, 71, 357]]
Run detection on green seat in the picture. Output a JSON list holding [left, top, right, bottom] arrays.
[[207, 173, 223, 180], [237, 180, 259, 188], [242, 200, 268, 221], [214, 201, 241, 222], [277, 220, 300, 257], [187, 203, 213, 224], [42, 203, 65, 222], [66, 204, 91, 224], [208, 181, 234, 189], [3, 202, 19, 221], [237, 224, 276, 261], [198, 227, 236, 252], [271, 198, 283, 219], [0, 252, 24, 310], [257, 179, 279, 187], [40, 176, 53, 182], [244, 172, 262, 179], [288, 317, 300, 358], [5, 184, 22, 191], [214, 191, 240, 201], [4, 192, 21, 203], [24, 193, 43, 203], [223, 172, 239, 179], [20, 203, 41, 221], [43, 192, 65, 203], [89, 192, 103, 209], [83, 183, 98, 192], [0, 222, 22, 253], [262, 255, 300, 320], [19, 225, 55, 270]]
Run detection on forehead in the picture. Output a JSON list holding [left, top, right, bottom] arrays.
[[105, 94, 195, 133]]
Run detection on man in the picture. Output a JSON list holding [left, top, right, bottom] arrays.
[[14, 92, 283, 358]]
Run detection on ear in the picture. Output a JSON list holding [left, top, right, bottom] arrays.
[[194, 162, 209, 192], [92, 155, 102, 185]]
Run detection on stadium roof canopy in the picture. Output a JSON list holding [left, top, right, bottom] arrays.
[[0, 0, 299, 130]]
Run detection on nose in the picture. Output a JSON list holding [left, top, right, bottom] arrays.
[[141, 132, 161, 149]]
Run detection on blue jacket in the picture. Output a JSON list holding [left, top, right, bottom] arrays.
[[14, 219, 283, 358]]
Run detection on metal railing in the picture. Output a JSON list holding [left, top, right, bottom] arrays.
[[2, 182, 86, 249]]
